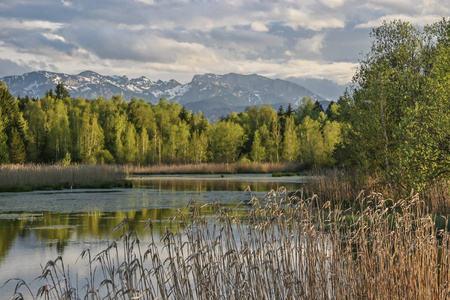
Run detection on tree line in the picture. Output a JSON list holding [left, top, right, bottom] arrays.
[[0, 80, 343, 168]]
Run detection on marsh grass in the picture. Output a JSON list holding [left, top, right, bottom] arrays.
[[126, 162, 300, 175], [300, 168, 360, 208], [8, 188, 450, 299], [420, 181, 450, 213], [302, 168, 450, 213], [0, 164, 126, 188]]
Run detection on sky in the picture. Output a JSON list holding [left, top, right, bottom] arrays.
[[0, 0, 448, 88]]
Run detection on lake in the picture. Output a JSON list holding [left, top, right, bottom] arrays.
[[0, 174, 307, 297]]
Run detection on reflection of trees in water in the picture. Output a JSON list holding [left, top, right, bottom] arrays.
[[0, 204, 247, 261], [134, 179, 301, 192], [0, 218, 26, 262], [0, 178, 302, 267]]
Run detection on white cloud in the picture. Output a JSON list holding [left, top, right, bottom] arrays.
[[319, 0, 345, 9], [61, 0, 73, 8], [250, 22, 269, 32], [225, 59, 358, 85], [134, 0, 155, 5], [296, 34, 326, 55], [356, 14, 445, 28], [285, 60, 358, 85], [116, 24, 146, 31], [42, 33, 67, 43], [284, 8, 346, 31], [0, 0, 447, 86], [0, 18, 63, 31]]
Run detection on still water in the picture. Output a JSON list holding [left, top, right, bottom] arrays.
[[0, 174, 306, 297]]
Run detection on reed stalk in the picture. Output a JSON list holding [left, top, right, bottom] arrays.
[[125, 162, 300, 175], [0, 164, 126, 187], [8, 188, 450, 299]]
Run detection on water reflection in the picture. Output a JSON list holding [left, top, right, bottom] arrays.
[[0, 204, 247, 260], [0, 174, 305, 296], [133, 174, 305, 192]]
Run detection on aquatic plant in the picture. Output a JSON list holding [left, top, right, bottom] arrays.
[[7, 189, 450, 299]]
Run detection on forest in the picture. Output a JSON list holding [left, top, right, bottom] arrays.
[[0, 80, 342, 168], [0, 18, 449, 191]]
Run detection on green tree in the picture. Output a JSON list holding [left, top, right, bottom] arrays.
[[178, 106, 190, 123], [137, 127, 150, 164], [271, 116, 282, 163], [322, 121, 342, 167], [55, 82, 70, 99], [325, 101, 340, 121], [189, 130, 208, 163], [298, 116, 324, 167], [338, 20, 429, 185], [80, 108, 104, 163], [259, 124, 275, 163], [23, 98, 45, 162], [122, 123, 138, 164], [45, 99, 70, 162], [281, 116, 299, 162], [208, 121, 246, 163], [250, 130, 266, 162], [176, 121, 191, 163], [397, 19, 450, 188], [9, 127, 26, 163], [0, 112, 9, 163], [0, 81, 27, 162]]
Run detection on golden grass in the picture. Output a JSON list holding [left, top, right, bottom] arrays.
[[302, 168, 450, 213], [0, 164, 126, 186], [125, 162, 301, 175], [9, 189, 450, 299], [420, 181, 450, 213]]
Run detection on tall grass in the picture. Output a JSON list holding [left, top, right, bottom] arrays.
[[0, 164, 126, 187], [303, 168, 450, 213], [9, 189, 450, 299], [126, 162, 301, 175], [421, 180, 450, 213]]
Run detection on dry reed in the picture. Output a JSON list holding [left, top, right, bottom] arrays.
[[8, 188, 450, 299], [125, 162, 301, 175], [0, 164, 126, 186]]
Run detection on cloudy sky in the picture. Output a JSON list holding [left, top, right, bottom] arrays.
[[0, 0, 448, 87]]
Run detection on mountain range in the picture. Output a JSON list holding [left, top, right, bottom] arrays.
[[2, 71, 328, 119]]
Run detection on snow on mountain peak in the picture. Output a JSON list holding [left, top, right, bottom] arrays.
[[2, 70, 328, 120]]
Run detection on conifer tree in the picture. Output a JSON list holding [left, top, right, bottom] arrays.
[[55, 82, 70, 99], [0, 112, 9, 163], [9, 127, 26, 163]]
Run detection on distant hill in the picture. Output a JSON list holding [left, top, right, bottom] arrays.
[[2, 71, 328, 119], [285, 76, 351, 101]]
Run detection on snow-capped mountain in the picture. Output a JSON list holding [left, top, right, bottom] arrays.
[[2, 71, 327, 118], [2, 70, 182, 102]]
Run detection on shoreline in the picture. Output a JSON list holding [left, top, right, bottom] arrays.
[[0, 163, 306, 192], [0, 180, 132, 193]]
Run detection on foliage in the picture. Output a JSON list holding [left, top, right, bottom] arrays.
[[337, 18, 450, 190], [0, 83, 344, 168], [0, 82, 27, 163]]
